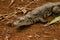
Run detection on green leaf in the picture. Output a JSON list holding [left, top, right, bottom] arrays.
[[49, 16, 60, 24], [44, 16, 60, 26]]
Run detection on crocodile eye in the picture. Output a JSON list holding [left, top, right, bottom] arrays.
[[17, 17, 25, 21]]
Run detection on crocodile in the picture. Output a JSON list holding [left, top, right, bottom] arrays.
[[8, 2, 60, 27]]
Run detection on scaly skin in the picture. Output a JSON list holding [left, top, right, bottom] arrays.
[[10, 2, 60, 27]]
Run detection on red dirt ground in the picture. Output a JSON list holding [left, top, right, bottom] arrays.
[[0, 0, 60, 40]]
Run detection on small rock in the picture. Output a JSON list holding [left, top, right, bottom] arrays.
[[54, 38, 58, 40], [28, 35, 33, 38]]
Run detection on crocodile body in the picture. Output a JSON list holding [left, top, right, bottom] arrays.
[[11, 2, 60, 27]]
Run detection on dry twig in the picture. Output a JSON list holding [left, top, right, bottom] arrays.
[[16, 1, 35, 14], [0, 0, 37, 23], [0, 11, 17, 22], [9, 0, 15, 7]]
